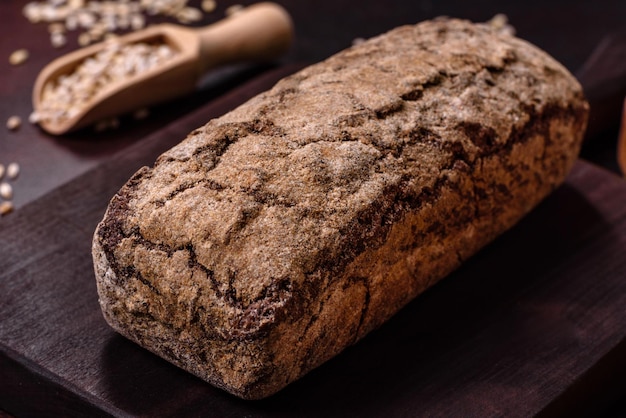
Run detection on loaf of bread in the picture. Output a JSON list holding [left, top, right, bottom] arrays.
[[93, 17, 588, 399]]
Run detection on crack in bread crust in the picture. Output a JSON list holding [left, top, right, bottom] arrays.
[[93, 17, 589, 399]]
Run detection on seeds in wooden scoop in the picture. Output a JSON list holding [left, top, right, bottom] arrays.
[[31, 39, 178, 127], [130, 14, 146, 30], [176, 7, 203, 24], [77, 32, 91, 46]]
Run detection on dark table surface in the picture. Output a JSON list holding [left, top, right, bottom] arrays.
[[1, 1, 626, 417]]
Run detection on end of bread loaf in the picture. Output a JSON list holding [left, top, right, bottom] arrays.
[[93, 17, 588, 399]]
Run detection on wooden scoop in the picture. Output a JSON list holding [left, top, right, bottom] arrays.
[[32, 2, 293, 135]]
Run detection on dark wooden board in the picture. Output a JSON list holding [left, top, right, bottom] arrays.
[[1, 149, 626, 417], [1, 68, 626, 415]]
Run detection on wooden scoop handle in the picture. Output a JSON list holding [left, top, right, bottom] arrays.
[[196, 2, 294, 74]]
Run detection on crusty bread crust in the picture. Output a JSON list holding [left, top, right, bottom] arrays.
[[93, 17, 588, 399]]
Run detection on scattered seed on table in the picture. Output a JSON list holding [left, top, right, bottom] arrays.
[[22, 0, 212, 45], [9, 49, 29, 66], [0, 182, 13, 200], [6, 162, 20, 180], [6, 116, 22, 131], [0, 201, 13, 216], [48, 22, 65, 33], [225, 4, 244, 16]]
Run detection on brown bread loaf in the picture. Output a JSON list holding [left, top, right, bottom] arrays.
[[92, 17, 589, 399]]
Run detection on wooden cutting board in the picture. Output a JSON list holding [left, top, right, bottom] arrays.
[[1, 66, 626, 417]]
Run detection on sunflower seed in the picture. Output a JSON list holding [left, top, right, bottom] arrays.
[[48, 22, 65, 33], [78, 32, 92, 46], [0, 201, 13, 216], [51, 31, 67, 48], [177, 6, 202, 23], [6, 163, 20, 180], [0, 183, 13, 200], [6, 116, 22, 131], [9, 49, 29, 66], [130, 14, 145, 30]]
